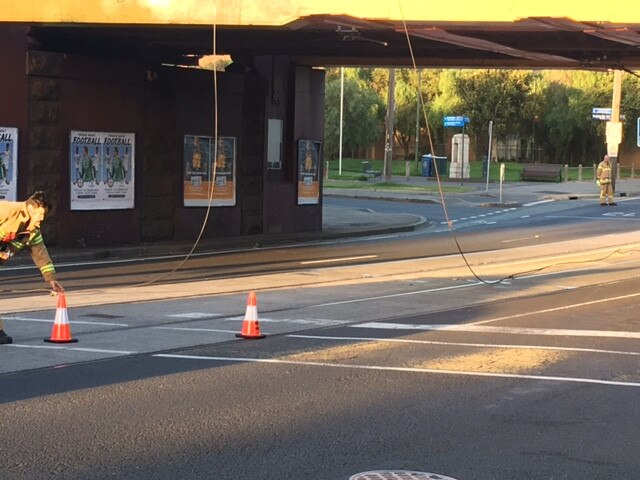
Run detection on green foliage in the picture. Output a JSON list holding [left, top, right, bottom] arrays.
[[323, 69, 385, 160], [324, 67, 640, 167]]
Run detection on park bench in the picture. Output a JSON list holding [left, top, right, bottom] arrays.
[[521, 163, 563, 182], [361, 161, 382, 181]]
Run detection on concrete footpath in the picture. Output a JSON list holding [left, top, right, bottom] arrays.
[[33, 177, 640, 264]]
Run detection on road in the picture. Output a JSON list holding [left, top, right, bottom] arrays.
[[1, 194, 640, 479]]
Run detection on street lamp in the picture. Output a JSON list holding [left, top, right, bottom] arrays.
[[532, 115, 539, 162]]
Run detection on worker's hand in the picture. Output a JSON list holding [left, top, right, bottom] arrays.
[[49, 281, 65, 294], [1, 232, 16, 242]]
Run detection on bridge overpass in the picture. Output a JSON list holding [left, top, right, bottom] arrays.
[[3, 0, 640, 69]]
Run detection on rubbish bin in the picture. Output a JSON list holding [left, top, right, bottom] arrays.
[[421, 154, 447, 177], [421, 154, 432, 176]]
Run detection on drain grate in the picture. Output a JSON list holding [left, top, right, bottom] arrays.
[[350, 471, 458, 480]]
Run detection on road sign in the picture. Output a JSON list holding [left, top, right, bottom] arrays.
[[592, 107, 625, 121], [443, 115, 470, 127]]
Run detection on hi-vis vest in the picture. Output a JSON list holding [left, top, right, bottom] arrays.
[[597, 161, 612, 184], [0, 201, 56, 281]]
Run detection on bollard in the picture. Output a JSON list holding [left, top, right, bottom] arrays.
[[632, 163, 635, 179], [563, 164, 568, 182], [578, 164, 582, 181], [405, 160, 410, 181]]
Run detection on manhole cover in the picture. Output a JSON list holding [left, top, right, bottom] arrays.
[[350, 471, 458, 480]]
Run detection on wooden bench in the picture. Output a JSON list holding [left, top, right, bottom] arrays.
[[521, 163, 563, 182], [362, 161, 382, 181]]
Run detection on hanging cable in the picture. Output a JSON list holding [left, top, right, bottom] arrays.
[[131, 10, 220, 288], [396, 0, 634, 284]]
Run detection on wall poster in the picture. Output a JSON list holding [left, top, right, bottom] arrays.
[[183, 135, 236, 207], [297, 139, 321, 205], [70, 131, 135, 210], [0, 127, 18, 201]]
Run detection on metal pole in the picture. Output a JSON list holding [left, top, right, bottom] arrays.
[[339, 67, 344, 176], [460, 122, 465, 186], [485, 120, 493, 192], [608, 69, 623, 192], [384, 67, 396, 182], [414, 69, 421, 172], [499, 163, 505, 204]]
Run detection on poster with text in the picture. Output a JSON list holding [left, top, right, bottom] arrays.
[[70, 131, 135, 210], [297, 139, 321, 205], [183, 135, 236, 207], [0, 127, 18, 201]]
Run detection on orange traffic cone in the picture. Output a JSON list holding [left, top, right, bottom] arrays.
[[44, 293, 78, 343], [236, 291, 266, 339]]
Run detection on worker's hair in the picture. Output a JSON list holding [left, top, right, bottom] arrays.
[[26, 191, 51, 213]]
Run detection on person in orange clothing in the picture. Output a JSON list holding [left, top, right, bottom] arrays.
[[0, 191, 65, 344], [596, 154, 616, 206]]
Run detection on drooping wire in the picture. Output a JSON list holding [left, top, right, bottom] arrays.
[[395, 1, 630, 284], [396, 3, 503, 284], [131, 14, 220, 287]]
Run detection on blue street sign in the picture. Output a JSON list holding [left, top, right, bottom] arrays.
[[444, 115, 470, 127], [592, 107, 612, 120], [593, 107, 625, 121]]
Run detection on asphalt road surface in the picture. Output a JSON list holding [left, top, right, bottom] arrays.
[[1, 195, 640, 479]]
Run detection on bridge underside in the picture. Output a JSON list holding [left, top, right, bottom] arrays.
[[26, 15, 640, 70]]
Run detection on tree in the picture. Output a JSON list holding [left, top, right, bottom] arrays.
[[323, 68, 384, 160], [453, 70, 533, 161]]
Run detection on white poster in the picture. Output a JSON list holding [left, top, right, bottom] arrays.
[[70, 131, 135, 210], [0, 127, 18, 201]]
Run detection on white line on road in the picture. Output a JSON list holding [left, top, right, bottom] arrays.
[[3, 316, 129, 326], [9, 344, 136, 354], [153, 353, 640, 388], [467, 290, 640, 325], [311, 281, 483, 307], [523, 199, 555, 207], [351, 322, 640, 339], [153, 326, 239, 334], [287, 334, 640, 356], [300, 255, 378, 265]]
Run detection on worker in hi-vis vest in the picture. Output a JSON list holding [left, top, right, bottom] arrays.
[[0, 191, 65, 344]]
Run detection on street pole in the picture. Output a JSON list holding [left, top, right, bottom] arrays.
[[485, 120, 493, 192], [460, 122, 465, 186], [608, 69, 623, 193], [339, 66, 344, 176], [414, 69, 420, 173], [384, 67, 396, 182]]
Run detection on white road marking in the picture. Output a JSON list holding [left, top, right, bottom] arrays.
[[311, 281, 483, 307], [466, 290, 640, 325], [3, 316, 129, 326], [501, 235, 540, 243], [224, 317, 346, 326], [9, 344, 136, 354], [351, 322, 640, 339], [153, 353, 640, 388], [287, 334, 640, 356], [546, 215, 640, 221], [523, 199, 555, 207], [168, 313, 222, 319], [153, 326, 238, 334], [300, 255, 378, 265]]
